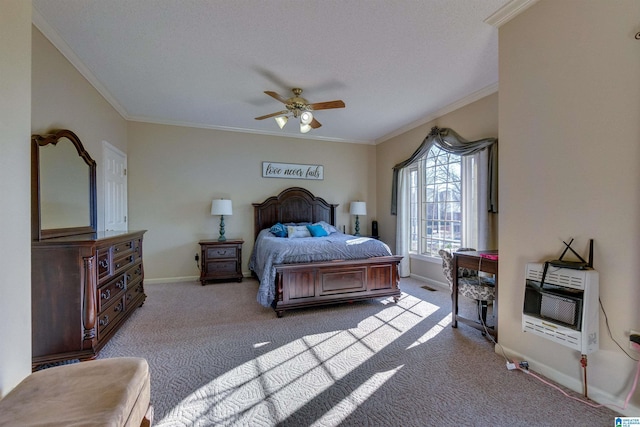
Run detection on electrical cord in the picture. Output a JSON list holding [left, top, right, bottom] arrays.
[[512, 352, 640, 411], [599, 297, 638, 361]]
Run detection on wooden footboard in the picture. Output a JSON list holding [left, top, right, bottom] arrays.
[[272, 255, 402, 317]]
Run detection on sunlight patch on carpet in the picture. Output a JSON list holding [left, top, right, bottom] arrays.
[[310, 365, 403, 427], [158, 294, 440, 425]]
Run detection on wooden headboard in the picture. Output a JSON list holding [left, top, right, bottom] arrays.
[[253, 187, 338, 240]]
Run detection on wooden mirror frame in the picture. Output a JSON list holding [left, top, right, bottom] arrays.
[[31, 129, 97, 240]]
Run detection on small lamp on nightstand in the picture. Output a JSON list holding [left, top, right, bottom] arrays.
[[350, 201, 367, 237], [211, 199, 233, 242]]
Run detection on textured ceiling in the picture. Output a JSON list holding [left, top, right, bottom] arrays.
[[33, 0, 514, 144]]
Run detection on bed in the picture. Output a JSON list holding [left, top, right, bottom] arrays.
[[250, 187, 402, 317]]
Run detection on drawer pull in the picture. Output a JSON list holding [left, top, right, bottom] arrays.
[[99, 315, 109, 327], [116, 280, 125, 289], [115, 262, 121, 269], [217, 250, 228, 255], [101, 289, 111, 300], [115, 302, 124, 312], [98, 259, 109, 269]]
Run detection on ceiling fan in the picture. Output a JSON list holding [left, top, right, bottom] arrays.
[[254, 88, 345, 133]]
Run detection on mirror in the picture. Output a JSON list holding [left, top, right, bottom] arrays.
[[32, 129, 97, 240]]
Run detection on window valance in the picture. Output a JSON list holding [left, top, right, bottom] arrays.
[[391, 126, 498, 215]]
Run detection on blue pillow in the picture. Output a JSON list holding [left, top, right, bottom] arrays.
[[313, 221, 338, 235], [269, 222, 287, 237], [307, 224, 329, 237]]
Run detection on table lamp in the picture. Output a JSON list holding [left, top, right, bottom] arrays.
[[211, 199, 232, 241], [350, 201, 367, 236]]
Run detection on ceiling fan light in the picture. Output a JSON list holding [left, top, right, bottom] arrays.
[[300, 123, 312, 133], [274, 116, 288, 129], [300, 111, 313, 125]]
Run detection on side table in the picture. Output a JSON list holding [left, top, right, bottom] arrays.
[[199, 239, 244, 285]]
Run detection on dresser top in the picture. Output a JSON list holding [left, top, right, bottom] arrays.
[[33, 230, 146, 245]]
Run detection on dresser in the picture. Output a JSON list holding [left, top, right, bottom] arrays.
[[199, 239, 244, 285], [31, 230, 147, 367]]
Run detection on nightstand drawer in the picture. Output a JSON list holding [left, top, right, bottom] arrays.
[[206, 246, 237, 260], [205, 260, 237, 274]]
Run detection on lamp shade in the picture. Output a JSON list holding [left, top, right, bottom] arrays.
[[350, 201, 367, 216], [211, 199, 233, 216], [300, 123, 312, 133], [275, 116, 288, 129]]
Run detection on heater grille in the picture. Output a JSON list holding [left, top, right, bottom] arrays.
[[540, 293, 578, 326], [525, 266, 585, 289]]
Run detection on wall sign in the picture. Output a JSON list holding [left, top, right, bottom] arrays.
[[262, 161, 324, 180]]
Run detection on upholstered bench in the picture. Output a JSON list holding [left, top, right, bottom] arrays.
[[0, 357, 153, 427]]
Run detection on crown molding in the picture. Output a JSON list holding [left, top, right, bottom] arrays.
[[484, 0, 539, 28], [375, 82, 498, 144], [32, 6, 130, 119]]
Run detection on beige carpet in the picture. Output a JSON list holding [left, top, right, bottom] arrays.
[[98, 277, 618, 426]]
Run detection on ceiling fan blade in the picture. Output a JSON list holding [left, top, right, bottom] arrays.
[[255, 110, 288, 120], [264, 91, 289, 104], [308, 100, 345, 111], [310, 118, 322, 129]]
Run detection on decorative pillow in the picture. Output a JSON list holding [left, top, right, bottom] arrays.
[[313, 221, 338, 235], [287, 225, 311, 238], [307, 224, 329, 237], [269, 222, 287, 237]]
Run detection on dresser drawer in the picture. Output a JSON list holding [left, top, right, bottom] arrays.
[[113, 239, 135, 257], [97, 296, 126, 339], [206, 246, 237, 260], [97, 273, 127, 313], [125, 280, 145, 309], [97, 249, 111, 282], [113, 253, 136, 275], [125, 263, 143, 287]]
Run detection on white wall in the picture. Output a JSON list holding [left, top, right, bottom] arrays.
[[499, 0, 640, 413], [127, 122, 377, 281], [0, 0, 32, 396]]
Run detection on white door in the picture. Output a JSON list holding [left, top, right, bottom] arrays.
[[103, 141, 128, 231]]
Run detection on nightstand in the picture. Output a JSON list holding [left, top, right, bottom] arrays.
[[199, 239, 244, 285]]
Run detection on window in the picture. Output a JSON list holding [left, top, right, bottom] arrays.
[[409, 146, 462, 257]]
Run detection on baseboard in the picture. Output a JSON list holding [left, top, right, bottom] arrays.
[[499, 345, 640, 416], [145, 271, 253, 285], [409, 273, 449, 291], [145, 276, 199, 284]]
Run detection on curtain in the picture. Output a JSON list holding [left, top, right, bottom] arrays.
[[391, 126, 498, 215], [462, 150, 492, 250], [395, 168, 411, 277]]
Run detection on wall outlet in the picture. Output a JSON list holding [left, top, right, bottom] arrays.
[[194, 253, 199, 262], [630, 330, 640, 351]]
